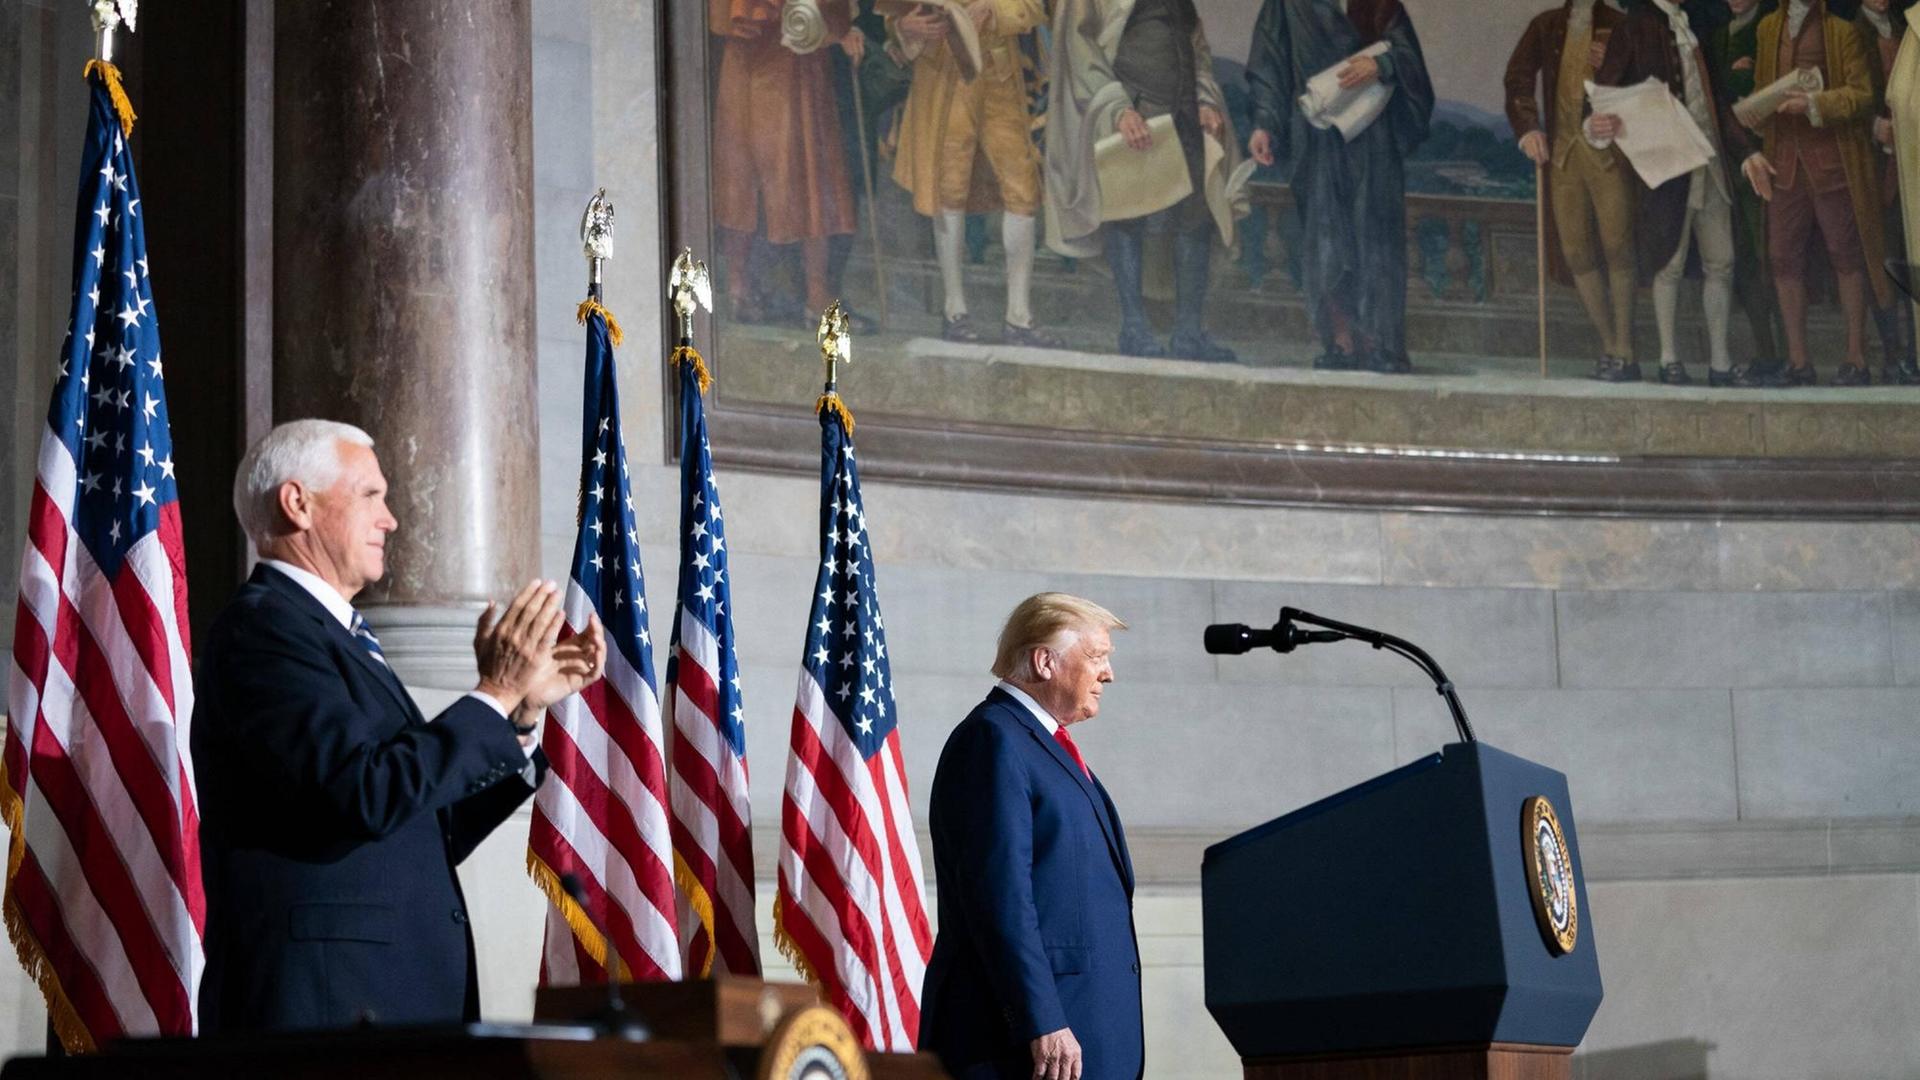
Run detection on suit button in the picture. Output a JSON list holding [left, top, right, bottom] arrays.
[[1131, 962, 1141, 974], [452, 909, 468, 925]]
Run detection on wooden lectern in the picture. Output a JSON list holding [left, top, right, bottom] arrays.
[[1203, 742, 1603, 1080]]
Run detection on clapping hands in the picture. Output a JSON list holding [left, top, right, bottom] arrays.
[[472, 580, 607, 727]]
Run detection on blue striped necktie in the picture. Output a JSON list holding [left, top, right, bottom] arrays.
[[349, 610, 388, 666]]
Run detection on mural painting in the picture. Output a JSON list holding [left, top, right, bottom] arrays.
[[693, 0, 1920, 469]]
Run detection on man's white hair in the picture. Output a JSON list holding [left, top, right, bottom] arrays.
[[233, 419, 374, 546]]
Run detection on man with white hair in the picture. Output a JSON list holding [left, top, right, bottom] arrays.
[[920, 593, 1142, 1080], [193, 419, 605, 1033]]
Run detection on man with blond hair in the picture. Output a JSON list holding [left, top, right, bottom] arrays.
[[920, 593, 1142, 1080]]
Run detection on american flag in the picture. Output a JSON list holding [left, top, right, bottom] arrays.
[[664, 348, 759, 978], [4, 67, 203, 1051], [527, 300, 682, 984], [774, 399, 932, 1051]]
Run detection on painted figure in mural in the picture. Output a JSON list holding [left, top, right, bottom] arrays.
[[1704, 0, 1788, 381], [1850, 0, 1920, 381], [1506, 0, 1638, 374], [890, 2, 1065, 348], [1591, 0, 1753, 385], [1741, 0, 1888, 384], [1245, 0, 1434, 375], [1890, 4, 1920, 330], [710, 0, 863, 325], [1046, 0, 1242, 362]]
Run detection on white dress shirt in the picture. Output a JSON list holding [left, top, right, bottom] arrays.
[[996, 679, 1061, 735]]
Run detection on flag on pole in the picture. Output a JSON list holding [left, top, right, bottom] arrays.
[[775, 393, 933, 1051], [4, 62, 203, 1051], [664, 343, 760, 978], [527, 297, 682, 984]]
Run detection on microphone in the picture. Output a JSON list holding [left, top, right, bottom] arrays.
[[559, 872, 650, 1039], [1205, 608, 1477, 745], [1203, 622, 1344, 655]]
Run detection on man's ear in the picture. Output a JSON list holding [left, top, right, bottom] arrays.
[[1029, 646, 1055, 681], [275, 480, 313, 534]]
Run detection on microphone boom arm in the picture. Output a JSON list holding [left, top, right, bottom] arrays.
[[1279, 607, 1477, 744]]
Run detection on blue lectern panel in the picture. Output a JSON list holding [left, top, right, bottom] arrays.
[[1202, 742, 1602, 1059]]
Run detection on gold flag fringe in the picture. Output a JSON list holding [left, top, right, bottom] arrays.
[[771, 893, 826, 995], [0, 764, 95, 1053], [525, 851, 617, 975], [671, 345, 713, 396], [576, 298, 624, 348], [672, 852, 718, 979], [816, 393, 856, 437], [82, 60, 136, 136]]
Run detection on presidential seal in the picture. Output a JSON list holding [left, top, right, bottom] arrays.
[[1522, 795, 1578, 956], [757, 1004, 868, 1080]]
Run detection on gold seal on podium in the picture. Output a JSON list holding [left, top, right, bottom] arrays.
[[757, 1004, 869, 1080], [1522, 795, 1578, 956]]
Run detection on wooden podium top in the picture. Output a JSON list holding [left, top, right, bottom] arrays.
[[534, 972, 819, 1047], [0, 978, 948, 1080]]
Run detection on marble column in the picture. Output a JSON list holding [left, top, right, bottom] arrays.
[[273, 0, 538, 687]]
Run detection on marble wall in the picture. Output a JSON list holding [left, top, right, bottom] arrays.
[[2, 0, 1918, 1076]]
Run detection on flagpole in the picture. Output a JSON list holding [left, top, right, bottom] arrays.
[[576, 188, 625, 993]]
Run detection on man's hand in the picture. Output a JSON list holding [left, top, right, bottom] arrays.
[[473, 579, 564, 712], [1587, 39, 1607, 71], [896, 6, 948, 44], [1030, 1027, 1082, 1080], [1198, 104, 1226, 138], [1743, 153, 1776, 201], [1777, 91, 1811, 116], [509, 617, 604, 747], [840, 29, 866, 64], [1875, 115, 1895, 147], [1249, 127, 1276, 167], [519, 613, 608, 715], [1336, 54, 1380, 89], [966, 0, 994, 32], [1733, 55, 1755, 72], [1518, 129, 1550, 165], [1589, 112, 1623, 141], [1117, 108, 1153, 151]]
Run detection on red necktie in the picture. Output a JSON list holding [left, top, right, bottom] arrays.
[[1053, 726, 1092, 781]]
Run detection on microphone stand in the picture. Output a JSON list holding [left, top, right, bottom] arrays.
[[1279, 607, 1477, 745]]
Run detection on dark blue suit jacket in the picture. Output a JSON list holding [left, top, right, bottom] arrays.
[[919, 688, 1143, 1080], [191, 565, 544, 1033]]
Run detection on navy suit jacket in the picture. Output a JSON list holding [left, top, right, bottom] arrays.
[[919, 688, 1143, 1080], [191, 565, 544, 1033]]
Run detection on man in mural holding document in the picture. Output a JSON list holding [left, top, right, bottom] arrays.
[[1245, 0, 1434, 375], [1590, 0, 1755, 385], [1742, 0, 1886, 385], [710, 0, 864, 325], [1506, 0, 1639, 378], [889, 1, 1067, 348], [1046, 0, 1242, 362]]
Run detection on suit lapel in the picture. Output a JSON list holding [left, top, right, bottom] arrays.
[[256, 566, 422, 724], [988, 689, 1131, 888]]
